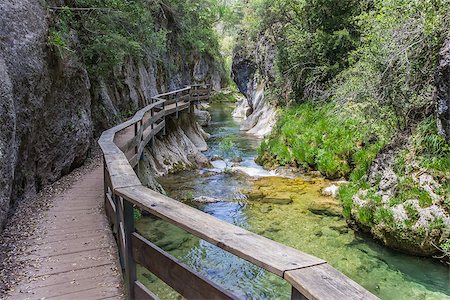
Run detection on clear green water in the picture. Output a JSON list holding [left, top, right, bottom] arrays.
[[136, 103, 450, 299]]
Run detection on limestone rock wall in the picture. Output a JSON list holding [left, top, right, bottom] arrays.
[[144, 113, 210, 177], [0, 0, 223, 229], [231, 31, 278, 137], [0, 0, 92, 226]]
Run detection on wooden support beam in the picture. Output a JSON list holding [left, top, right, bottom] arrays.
[[134, 281, 159, 300], [132, 233, 237, 300], [284, 264, 379, 300], [123, 200, 136, 299]]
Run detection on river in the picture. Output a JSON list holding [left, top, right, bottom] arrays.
[[136, 102, 450, 300]]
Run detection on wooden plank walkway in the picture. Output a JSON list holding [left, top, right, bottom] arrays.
[[7, 167, 124, 300]]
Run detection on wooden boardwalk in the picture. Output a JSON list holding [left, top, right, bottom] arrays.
[[4, 85, 376, 300], [8, 167, 124, 300]]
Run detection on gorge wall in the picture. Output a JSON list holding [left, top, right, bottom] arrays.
[[231, 31, 278, 137], [0, 0, 224, 229]]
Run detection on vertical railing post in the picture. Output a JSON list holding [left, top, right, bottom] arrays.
[[175, 92, 179, 119], [134, 122, 138, 155], [162, 100, 166, 136], [123, 199, 136, 299], [114, 194, 125, 268], [140, 120, 143, 140], [103, 157, 108, 208], [189, 87, 194, 113], [150, 106, 155, 148], [291, 286, 307, 300]]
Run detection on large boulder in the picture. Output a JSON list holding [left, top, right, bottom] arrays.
[[231, 30, 279, 137], [194, 109, 211, 127]]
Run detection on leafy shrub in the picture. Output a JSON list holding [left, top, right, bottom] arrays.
[[48, 0, 226, 76], [334, 0, 449, 127]]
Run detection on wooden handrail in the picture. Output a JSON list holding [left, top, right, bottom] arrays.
[[98, 86, 378, 300]]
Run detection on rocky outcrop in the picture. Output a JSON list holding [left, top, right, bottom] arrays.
[[0, 0, 224, 229], [348, 144, 450, 256], [144, 113, 210, 176], [92, 53, 222, 136], [231, 32, 278, 138], [194, 109, 211, 127], [435, 36, 450, 142]]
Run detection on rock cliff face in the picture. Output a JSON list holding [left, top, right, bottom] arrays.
[[0, 0, 92, 226], [231, 32, 278, 137], [435, 36, 450, 142], [0, 0, 223, 229], [143, 113, 210, 177]]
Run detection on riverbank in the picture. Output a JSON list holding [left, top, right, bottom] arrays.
[[257, 101, 450, 260], [136, 102, 450, 299]]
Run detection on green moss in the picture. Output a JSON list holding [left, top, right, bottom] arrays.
[[440, 239, 450, 256], [358, 206, 374, 226], [404, 203, 419, 226], [374, 208, 394, 227], [134, 208, 142, 221], [394, 177, 433, 208], [429, 218, 446, 231]]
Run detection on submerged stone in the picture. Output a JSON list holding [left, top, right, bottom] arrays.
[[261, 194, 293, 205], [193, 196, 221, 203], [308, 198, 343, 217]]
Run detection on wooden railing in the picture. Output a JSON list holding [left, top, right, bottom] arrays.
[[98, 84, 378, 300]]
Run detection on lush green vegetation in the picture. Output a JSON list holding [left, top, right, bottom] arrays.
[[250, 0, 449, 176], [48, 0, 229, 76], [238, 0, 450, 254]]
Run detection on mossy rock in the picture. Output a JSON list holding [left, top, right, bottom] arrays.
[[308, 198, 343, 217], [261, 193, 293, 205]]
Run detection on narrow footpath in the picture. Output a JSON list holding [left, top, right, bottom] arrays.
[[5, 165, 124, 300]]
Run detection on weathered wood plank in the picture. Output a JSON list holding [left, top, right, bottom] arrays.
[[135, 281, 159, 300], [123, 200, 137, 299], [164, 102, 190, 116], [157, 87, 191, 98], [132, 233, 237, 300], [129, 153, 139, 168], [116, 186, 325, 277], [195, 95, 210, 101], [106, 192, 117, 231], [121, 134, 140, 153], [104, 154, 141, 189], [284, 264, 379, 300], [177, 93, 191, 102], [291, 286, 308, 300], [142, 110, 165, 132]]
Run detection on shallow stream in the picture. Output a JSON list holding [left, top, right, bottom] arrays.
[[136, 103, 450, 299]]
